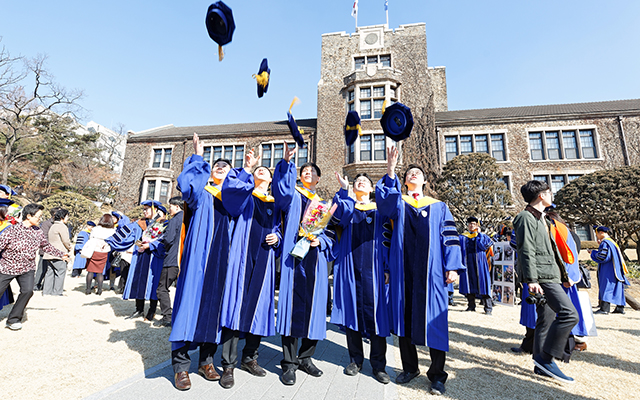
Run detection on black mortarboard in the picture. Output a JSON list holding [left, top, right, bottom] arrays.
[[0, 198, 14, 207], [594, 225, 610, 233], [344, 111, 362, 146], [287, 97, 305, 147], [0, 185, 16, 196], [205, 2, 235, 61], [253, 58, 270, 98], [141, 200, 167, 215], [467, 216, 479, 224], [87, 221, 96, 227], [380, 102, 413, 141]]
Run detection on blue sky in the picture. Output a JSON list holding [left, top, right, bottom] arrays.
[[1, 1, 638, 133]]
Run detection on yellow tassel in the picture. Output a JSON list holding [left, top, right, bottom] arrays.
[[300, 128, 304, 134], [252, 71, 269, 88], [289, 96, 301, 113], [382, 100, 387, 115], [345, 124, 363, 136], [218, 45, 224, 62]]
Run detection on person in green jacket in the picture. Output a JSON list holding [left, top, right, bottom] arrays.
[[513, 180, 579, 384]]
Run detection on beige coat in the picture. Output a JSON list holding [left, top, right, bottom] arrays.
[[43, 221, 71, 260]]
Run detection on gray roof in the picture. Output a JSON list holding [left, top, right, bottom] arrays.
[[436, 99, 640, 125], [129, 118, 317, 142]]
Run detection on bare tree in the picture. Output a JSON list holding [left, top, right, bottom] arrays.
[[0, 51, 83, 184]]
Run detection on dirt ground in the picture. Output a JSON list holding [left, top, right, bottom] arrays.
[[0, 264, 638, 400]]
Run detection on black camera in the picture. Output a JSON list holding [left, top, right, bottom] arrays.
[[525, 292, 547, 306]]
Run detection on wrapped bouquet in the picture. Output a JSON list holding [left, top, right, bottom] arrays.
[[135, 218, 167, 248], [290, 199, 338, 260]]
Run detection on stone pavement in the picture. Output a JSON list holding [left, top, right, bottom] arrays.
[[85, 323, 398, 400]]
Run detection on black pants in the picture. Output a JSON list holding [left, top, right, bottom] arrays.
[[172, 342, 218, 374], [157, 266, 179, 322], [220, 327, 262, 368], [346, 328, 387, 371], [33, 257, 46, 290], [398, 336, 447, 384], [281, 336, 318, 371], [466, 294, 493, 313], [0, 270, 34, 325], [117, 260, 130, 293], [520, 327, 535, 354], [534, 283, 579, 360], [135, 298, 158, 317]]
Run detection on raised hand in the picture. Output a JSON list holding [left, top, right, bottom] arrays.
[[244, 148, 260, 171], [193, 133, 204, 157], [283, 141, 297, 163], [386, 146, 399, 179], [335, 172, 349, 190]]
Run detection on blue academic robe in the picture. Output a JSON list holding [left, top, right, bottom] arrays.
[[273, 160, 334, 340], [458, 232, 493, 296], [376, 175, 463, 351], [106, 221, 164, 301], [330, 189, 390, 338], [169, 154, 236, 349], [72, 230, 90, 271], [591, 238, 629, 306], [219, 168, 280, 337]]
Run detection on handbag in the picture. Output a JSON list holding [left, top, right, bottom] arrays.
[[576, 263, 591, 289]]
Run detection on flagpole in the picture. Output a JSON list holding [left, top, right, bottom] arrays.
[[386, 9, 389, 27]]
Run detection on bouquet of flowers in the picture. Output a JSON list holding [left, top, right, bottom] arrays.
[[290, 199, 338, 260], [135, 218, 167, 248]]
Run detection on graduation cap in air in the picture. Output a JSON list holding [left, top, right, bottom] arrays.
[[253, 58, 270, 98], [205, 1, 236, 61], [141, 200, 167, 215], [380, 102, 413, 142], [344, 111, 362, 146], [87, 221, 96, 227], [0, 184, 16, 197], [286, 97, 305, 148], [0, 198, 15, 207]]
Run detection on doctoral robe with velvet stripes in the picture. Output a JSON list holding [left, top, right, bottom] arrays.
[[273, 160, 335, 340], [106, 221, 164, 301], [376, 174, 463, 351], [219, 168, 281, 337], [169, 154, 239, 349], [591, 237, 629, 306], [330, 188, 390, 338], [71, 230, 90, 271], [458, 232, 493, 296]]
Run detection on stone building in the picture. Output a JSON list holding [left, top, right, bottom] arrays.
[[116, 22, 640, 241]]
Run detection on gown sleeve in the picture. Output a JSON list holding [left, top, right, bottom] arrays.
[[441, 205, 463, 272], [221, 168, 255, 218], [177, 154, 211, 210], [331, 188, 355, 229], [105, 222, 141, 252], [273, 160, 297, 211], [375, 174, 402, 220]]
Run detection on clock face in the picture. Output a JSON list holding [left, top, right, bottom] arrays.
[[365, 33, 379, 45]]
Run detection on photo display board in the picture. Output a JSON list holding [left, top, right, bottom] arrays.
[[492, 241, 515, 306]]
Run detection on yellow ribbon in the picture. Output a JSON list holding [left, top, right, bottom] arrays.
[[604, 237, 629, 275], [462, 232, 478, 238]]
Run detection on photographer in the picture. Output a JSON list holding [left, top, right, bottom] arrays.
[[513, 181, 579, 384]]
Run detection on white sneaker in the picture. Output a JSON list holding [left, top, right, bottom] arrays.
[[6, 322, 22, 330]]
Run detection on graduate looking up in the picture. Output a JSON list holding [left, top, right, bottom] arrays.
[[169, 133, 241, 391], [458, 216, 494, 315], [273, 143, 336, 386], [376, 146, 462, 396]]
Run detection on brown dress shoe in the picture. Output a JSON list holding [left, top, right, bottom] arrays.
[[198, 364, 221, 381], [174, 371, 191, 391], [241, 359, 267, 377], [574, 342, 587, 352], [220, 367, 234, 389]]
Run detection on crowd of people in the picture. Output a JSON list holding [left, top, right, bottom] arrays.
[[0, 135, 632, 396]]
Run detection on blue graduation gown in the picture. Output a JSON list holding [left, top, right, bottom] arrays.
[[169, 154, 236, 349], [376, 175, 463, 351], [273, 160, 334, 340], [330, 189, 390, 338], [106, 221, 164, 301], [591, 238, 629, 306], [458, 232, 493, 296], [219, 168, 280, 337], [72, 230, 90, 271]]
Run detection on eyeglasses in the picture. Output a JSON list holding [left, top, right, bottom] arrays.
[[406, 170, 423, 177]]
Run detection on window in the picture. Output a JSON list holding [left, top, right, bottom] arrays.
[[353, 54, 391, 70], [203, 144, 244, 168], [562, 131, 578, 159], [529, 127, 598, 161], [574, 225, 592, 241], [444, 133, 507, 162], [151, 148, 172, 169], [146, 180, 156, 201], [496, 175, 512, 205], [260, 142, 307, 168], [533, 173, 583, 194], [445, 136, 458, 162], [546, 132, 561, 160], [159, 181, 170, 203], [346, 133, 392, 164], [347, 83, 398, 119]]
